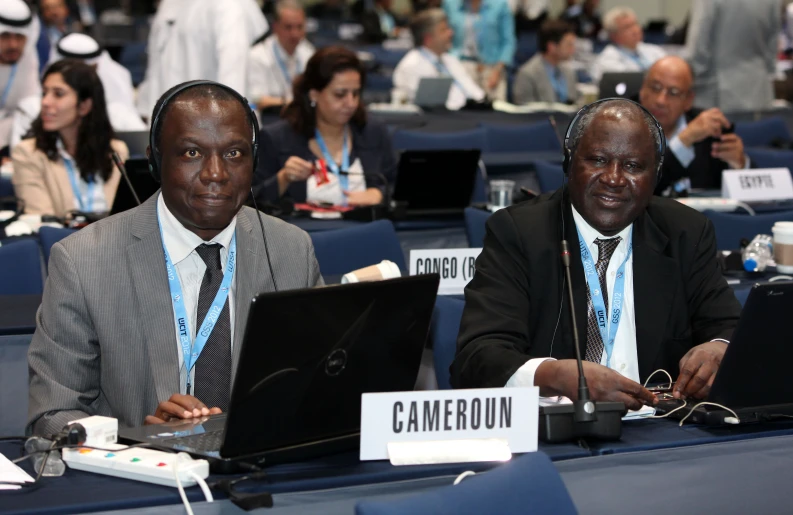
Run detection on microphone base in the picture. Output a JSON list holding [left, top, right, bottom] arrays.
[[539, 402, 624, 443]]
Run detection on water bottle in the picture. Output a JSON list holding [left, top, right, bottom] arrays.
[[742, 234, 773, 272]]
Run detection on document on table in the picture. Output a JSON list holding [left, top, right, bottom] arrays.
[[0, 452, 34, 490], [539, 396, 656, 420]]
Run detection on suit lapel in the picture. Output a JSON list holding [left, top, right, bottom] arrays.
[[632, 212, 678, 379], [127, 194, 180, 403]]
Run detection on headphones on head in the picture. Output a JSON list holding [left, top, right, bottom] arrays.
[[147, 80, 260, 183], [562, 98, 666, 185]]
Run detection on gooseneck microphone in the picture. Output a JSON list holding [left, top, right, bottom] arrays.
[[111, 152, 142, 206], [249, 187, 279, 292]]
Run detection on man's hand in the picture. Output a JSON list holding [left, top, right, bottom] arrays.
[[712, 133, 747, 169], [144, 394, 223, 425], [673, 341, 727, 400], [536, 360, 657, 411], [678, 108, 731, 147]]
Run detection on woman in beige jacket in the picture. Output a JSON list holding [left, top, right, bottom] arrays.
[[12, 59, 129, 220]]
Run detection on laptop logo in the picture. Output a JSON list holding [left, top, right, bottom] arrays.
[[615, 83, 627, 96], [767, 290, 785, 296], [325, 349, 348, 376]]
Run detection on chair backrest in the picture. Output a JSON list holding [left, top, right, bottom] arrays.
[[39, 226, 78, 268], [464, 207, 490, 247], [534, 160, 565, 193], [736, 117, 792, 148], [309, 219, 406, 276], [703, 210, 793, 250], [430, 296, 465, 390], [745, 148, 793, 170], [481, 122, 561, 154], [391, 128, 488, 152], [355, 451, 577, 515], [0, 176, 14, 198], [0, 334, 34, 436], [0, 239, 44, 295]]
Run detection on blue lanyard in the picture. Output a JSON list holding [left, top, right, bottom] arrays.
[[547, 67, 568, 103], [272, 43, 300, 89], [314, 128, 350, 192], [63, 156, 95, 212], [577, 227, 633, 367], [1, 64, 17, 108], [419, 49, 468, 97], [618, 47, 649, 70], [157, 206, 237, 395]]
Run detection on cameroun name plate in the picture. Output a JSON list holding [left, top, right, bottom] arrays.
[[360, 387, 538, 464]]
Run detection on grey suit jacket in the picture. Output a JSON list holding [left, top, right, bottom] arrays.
[[513, 54, 578, 105], [686, 0, 780, 112], [27, 194, 323, 436]]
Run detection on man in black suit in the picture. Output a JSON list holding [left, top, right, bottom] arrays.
[[639, 56, 749, 196], [451, 98, 741, 411]]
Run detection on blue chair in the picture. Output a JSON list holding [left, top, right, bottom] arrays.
[[535, 160, 565, 193], [309, 219, 406, 276], [0, 239, 44, 294], [39, 226, 78, 268], [481, 122, 561, 154], [464, 207, 490, 247], [355, 451, 577, 515], [0, 334, 34, 436], [430, 296, 465, 390], [391, 128, 489, 152], [745, 148, 793, 170], [0, 176, 13, 197], [736, 117, 792, 148], [703, 210, 793, 250]]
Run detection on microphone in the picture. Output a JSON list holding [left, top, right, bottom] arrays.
[[111, 152, 141, 206], [249, 187, 279, 292]]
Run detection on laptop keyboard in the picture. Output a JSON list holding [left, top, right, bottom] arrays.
[[162, 430, 224, 452]]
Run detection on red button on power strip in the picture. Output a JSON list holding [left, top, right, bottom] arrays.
[[157, 463, 167, 467]]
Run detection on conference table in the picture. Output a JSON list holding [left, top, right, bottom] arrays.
[[4, 417, 793, 514]]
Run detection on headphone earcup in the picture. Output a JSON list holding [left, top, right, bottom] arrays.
[[148, 156, 160, 184], [562, 148, 571, 176]]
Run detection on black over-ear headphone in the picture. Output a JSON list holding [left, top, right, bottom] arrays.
[[562, 97, 666, 185], [147, 80, 260, 183]]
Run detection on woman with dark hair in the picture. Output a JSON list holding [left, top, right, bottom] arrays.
[[11, 59, 128, 219], [256, 46, 397, 206]]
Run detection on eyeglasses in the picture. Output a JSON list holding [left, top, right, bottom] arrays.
[[644, 82, 689, 100]]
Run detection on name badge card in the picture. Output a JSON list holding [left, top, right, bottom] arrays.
[[409, 248, 482, 295], [722, 168, 793, 202], [360, 387, 538, 465]]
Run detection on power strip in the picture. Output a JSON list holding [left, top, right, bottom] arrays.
[[63, 444, 209, 488], [675, 197, 741, 212]]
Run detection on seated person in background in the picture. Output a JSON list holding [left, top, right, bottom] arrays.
[[28, 81, 323, 436], [248, 0, 315, 111], [0, 0, 42, 151], [11, 59, 128, 220], [561, 0, 602, 39], [639, 56, 749, 196], [451, 98, 741, 410], [255, 46, 396, 207], [442, 0, 515, 101], [513, 19, 579, 105], [39, 0, 82, 48], [591, 6, 665, 84], [392, 8, 485, 110], [359, 0, 403, 43]]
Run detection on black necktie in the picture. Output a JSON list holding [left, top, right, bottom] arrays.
[[193, 243, 231, 411], [584, 237, 621, 363]]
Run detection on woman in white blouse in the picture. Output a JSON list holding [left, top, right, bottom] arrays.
[[12, 59, 128, 220]]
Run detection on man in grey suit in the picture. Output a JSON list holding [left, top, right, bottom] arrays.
[[513, 19, 579, 105], [686, 0, 780, 112], [28, 82, 323, 437]]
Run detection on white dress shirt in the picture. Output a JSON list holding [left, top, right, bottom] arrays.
[[506, 205, 639, 389], [157, 193, 237, 394], [392, 48, 485, 110], [247, 35, 315, 102], [591, 42, 666, 84]]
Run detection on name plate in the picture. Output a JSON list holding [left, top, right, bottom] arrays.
[[409, 248, 482, 295], [722, 168, 793, 202], [360, 387, 538, 464]]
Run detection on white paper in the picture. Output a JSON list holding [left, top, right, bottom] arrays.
[[0, 452, 35, 490]]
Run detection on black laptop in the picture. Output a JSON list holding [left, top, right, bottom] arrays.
[[392, 149, 480, 217], [598, 72, 645, 100], [655, 281, 793, 424], [119, 274, 440, 471], [110, 158, 160, 215]]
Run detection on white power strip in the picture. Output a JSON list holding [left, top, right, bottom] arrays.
[[675, 197, 742, 212], [63, 444, 209, 488]]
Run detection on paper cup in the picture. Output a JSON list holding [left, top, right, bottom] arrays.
[[341, 260, 402, 284], [773, 222, 793, 273]]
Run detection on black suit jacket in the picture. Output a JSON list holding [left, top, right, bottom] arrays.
[[656, 108, 731, 194], [451, 189, 741, 388], [254, 118, 398, 204]]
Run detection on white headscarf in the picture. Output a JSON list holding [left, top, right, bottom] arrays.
[[0, 0, 33, 39]]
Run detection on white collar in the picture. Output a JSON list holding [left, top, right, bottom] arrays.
[[571, 203, 632, 249], [273, 37, 297, 59], [157, 192, 237, 266], [672, 115, 688, 139], [420, 46, 445, 62]]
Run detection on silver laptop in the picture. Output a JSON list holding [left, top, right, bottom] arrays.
[[415, 77, 453, 108], [598, 72, 645, 100]]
